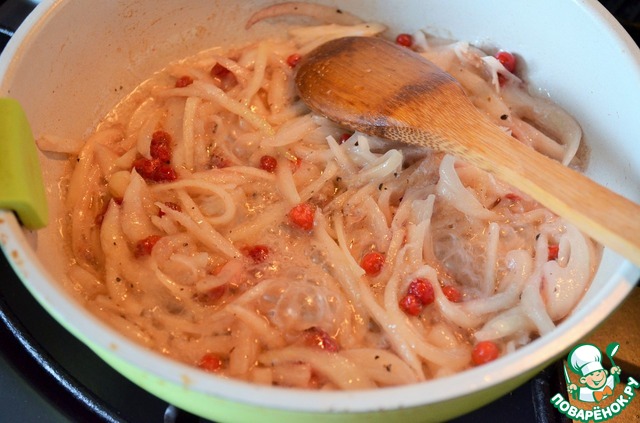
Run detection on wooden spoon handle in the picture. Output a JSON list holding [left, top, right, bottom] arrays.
[[436, 116, 640, 266], [381, 91, 640, 265]]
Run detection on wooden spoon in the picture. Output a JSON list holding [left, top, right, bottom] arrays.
[[295, 36, 640, 266]]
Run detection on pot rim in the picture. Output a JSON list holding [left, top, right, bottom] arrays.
[[1, 0, 640, 415]]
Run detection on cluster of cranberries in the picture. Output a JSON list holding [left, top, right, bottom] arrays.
[[132, 130, 177, 182], [399, 278, 435, 316]]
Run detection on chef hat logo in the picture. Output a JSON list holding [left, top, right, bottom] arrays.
[[568, 344, 604, 377]]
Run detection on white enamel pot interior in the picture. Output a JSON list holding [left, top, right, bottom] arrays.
[[1, 0, 639, 422]]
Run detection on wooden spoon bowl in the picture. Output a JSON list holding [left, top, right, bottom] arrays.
[[295, 36, 640, 265]]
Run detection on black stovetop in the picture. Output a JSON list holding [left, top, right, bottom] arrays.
[[1, 1, 638, 422]]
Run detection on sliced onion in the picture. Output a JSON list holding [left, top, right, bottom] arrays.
[[246, 2, 363, 29], [502, 84, 582, 165], [36, 134, 85, 155]]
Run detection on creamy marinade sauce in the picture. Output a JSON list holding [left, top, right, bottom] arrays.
[[43, 18, 599, 389]]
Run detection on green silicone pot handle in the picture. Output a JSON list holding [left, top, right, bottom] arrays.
[[0, 98, 48, 229]]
